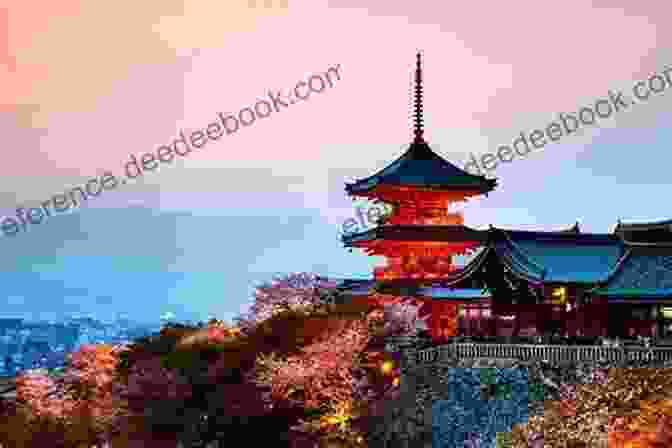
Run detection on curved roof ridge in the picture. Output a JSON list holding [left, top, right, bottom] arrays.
[[619, 241, 672, 248], [345, 146, 412, 188], [417, 143, 482, 176], [492, 227, 616, 242], [505, 250, 541, 278], [345, 141, 497, 195], [617, 217, 672, 228], [596, 247, 634, 288], [590, 246, 672, 296], [496, 229, 547, 276], [493, 247, 545, 283], [441, 246, 493, 286]]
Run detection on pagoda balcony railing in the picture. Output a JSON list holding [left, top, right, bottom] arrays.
[[372, 265, 456, 281], [386, 211, 464, 226], [413, 342, 672, 366]]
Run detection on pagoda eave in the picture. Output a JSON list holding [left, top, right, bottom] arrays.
[[352, 243, 480, 258], [345, 183, 496, 201], [336, 278, 488, 299], [342, 225, 488, 246]]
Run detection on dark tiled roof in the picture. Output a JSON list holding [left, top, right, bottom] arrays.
[[343, 227, 628, 285], [592, 247, 672, 297], [613, 218, 672, 244], [345, 140, 497, 196], [491, 228, 626, 283], [335, 246, 493, 295], [558, 222, 581, 234], [493, 228, 619, 244], [615, 218, 672, 231]]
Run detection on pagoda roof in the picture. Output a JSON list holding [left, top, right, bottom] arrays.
[[342, 224, 487, 247], [416, 287, 490, 300], [345, 140, 497, 196], [489, 227, 627, 284], [590, 246, 672, 300], [334, 279, 489, 301], [335, 246, 493, 295]]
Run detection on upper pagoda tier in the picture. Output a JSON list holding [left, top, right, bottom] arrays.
[[344, 138, 497, 200], [344, 52, 496, 230], [341, 53, 497, 281], [345, 52, 496, 203]]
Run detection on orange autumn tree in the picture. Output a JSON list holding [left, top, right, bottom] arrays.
[[115, 273, 373, 447], [232, 274, 416, 444], [6, 272, 415, 447], [169, 272, 404, 446], [8, 343, 130, 448], [249, 311, 372, 410]]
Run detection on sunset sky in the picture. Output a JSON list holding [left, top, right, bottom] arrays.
[[1, 0, 671, 324]]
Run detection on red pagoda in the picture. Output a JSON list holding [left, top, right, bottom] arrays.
[[341, 52, 496, 342]]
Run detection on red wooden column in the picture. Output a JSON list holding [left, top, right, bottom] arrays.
[[430, 301, 459, 343]]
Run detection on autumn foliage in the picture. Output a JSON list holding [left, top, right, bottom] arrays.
[[511, 367, 672, 448], [4, 343, 129, 448], [0, 272, 423, 447]]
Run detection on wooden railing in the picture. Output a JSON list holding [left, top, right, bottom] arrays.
[[415, 343, 672, 365]]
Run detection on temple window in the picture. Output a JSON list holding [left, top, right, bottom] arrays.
[[551, 286, 567, 305], [662, 307, 672, 319]]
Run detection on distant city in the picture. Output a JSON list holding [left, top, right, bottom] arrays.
[[0, 314, 205, 377]]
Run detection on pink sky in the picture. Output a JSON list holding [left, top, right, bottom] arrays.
[[1, 0, 669, 206]]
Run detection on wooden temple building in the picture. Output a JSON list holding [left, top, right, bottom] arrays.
[[336, 53, 672, 344]]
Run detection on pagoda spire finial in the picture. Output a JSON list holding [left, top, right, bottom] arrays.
[[413, 51, 424, 143]]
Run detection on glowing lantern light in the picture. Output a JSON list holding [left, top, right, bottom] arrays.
[[551, 286, 567, 305], [380, 360, 394, 374]]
